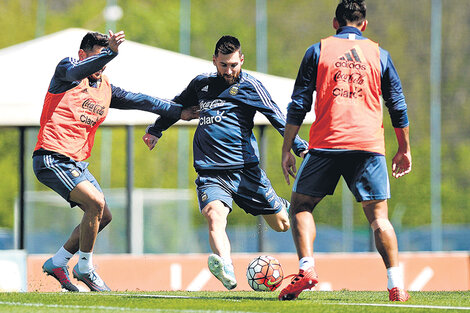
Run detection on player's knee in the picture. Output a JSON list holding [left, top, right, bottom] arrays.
[[371, 218, 394, 233], [100, 209, 112, 229], [84, 193, 106, 217], [202, 207, 228, 229], [290, 194, 322, 214]]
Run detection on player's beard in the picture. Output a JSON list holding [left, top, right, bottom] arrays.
[[219, 72, 240, 85], [88, 66, 106, 83]]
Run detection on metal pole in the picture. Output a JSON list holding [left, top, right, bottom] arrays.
[[256, 0, 268, 253], [35, 0, 46, 38], [256, 0, 268, 74], [17, 126, 26, 250], [105, 0, 117, 31], [126, 125, 134, 253], [180, 0, 191, 56], [176, 0, 191, 253], [178, 0, 190, 187], [100, 129, 112, 189], [430, 0, 442, 251], [257, 125, 268, 252], [341, 179, 353, 252]]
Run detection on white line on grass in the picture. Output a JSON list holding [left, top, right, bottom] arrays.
[[0, 301, 254, 313], [328, 302, 470, 310], [107, 293, 201, 299], [67, 292, 242, 302]]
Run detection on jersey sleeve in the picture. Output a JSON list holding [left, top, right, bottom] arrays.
[[286, 43, 320, 126], [57, 48, 117, 82], [380, 48, 409, 128], [48, 48, 118, 94], [245, 77, 308, 156], [110, 85, 182, 120], [146, 76, 199, 138]]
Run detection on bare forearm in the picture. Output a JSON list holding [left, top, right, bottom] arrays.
[[282, 124, 301, 153], [394, 126, 410, 153]]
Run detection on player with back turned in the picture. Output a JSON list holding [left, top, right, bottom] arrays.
[[143, 35, 308, 290], [280, 0, 411, 301]]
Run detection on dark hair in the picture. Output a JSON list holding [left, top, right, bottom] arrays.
[[214, 35, 242, 56], [335, 0, 366, 27], [80, 32, 109, 51]]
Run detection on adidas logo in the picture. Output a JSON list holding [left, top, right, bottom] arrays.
[[201, 85, 209, 92], [335, 45, 367, 70], [339, 47, 362, 63]]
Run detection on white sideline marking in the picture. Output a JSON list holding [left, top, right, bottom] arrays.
[[96, 293, 241, 302], [170, 263, 182, 291], [185, 269, 212, 291], [35, 292, 241, 301], [0, 301, 254, 313], [408, 266, 434, 291], [110, 293, 198, 299], [328, 302, 470, 310]]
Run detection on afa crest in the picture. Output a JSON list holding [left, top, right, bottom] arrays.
[[229, 85, 239, 95], [70, 169, 80, 178]]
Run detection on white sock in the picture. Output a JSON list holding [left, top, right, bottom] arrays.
[[51, 246, 74, 267], [299, 257, 315, 270], [387, 266, 404, 289], [78, 251, 94, 273]]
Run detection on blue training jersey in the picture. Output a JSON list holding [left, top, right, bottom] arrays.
[[148, 71, 308, 171]]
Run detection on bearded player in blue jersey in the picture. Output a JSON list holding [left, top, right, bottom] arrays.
[[143, 35, 308, 290]]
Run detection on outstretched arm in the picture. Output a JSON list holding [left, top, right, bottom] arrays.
[[142, 105, 199, 151], [142, 76, 200, 150], [110, 85, 184, 120], [392, 126, 411, 178]]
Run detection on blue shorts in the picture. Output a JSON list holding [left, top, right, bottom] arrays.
[[33, 153, 103, 207], [293, 149, 390, 202], [195, 165, 287, 216]]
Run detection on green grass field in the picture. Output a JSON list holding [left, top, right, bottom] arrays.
[[0, 291, 468, 313]]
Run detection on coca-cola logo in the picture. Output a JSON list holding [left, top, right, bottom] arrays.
[[334, 71, 365, 85], [82, 99, 105, 116]]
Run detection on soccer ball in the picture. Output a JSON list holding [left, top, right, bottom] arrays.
[[246, 255, 283, 291]]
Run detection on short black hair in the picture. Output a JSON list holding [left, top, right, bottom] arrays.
[[214, 35, 242, 56], [80, 32, 109, 51], [335, 0, 366, 27]]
